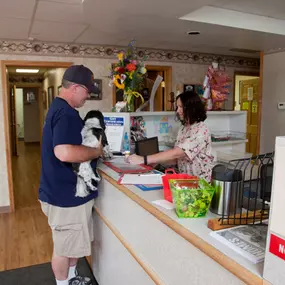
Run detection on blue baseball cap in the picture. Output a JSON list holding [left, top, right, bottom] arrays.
[[63, 65, 100, 94]]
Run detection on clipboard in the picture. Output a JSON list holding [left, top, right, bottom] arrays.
[[103, 160, 152, 174]]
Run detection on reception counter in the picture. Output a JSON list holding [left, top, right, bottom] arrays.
[[91, 162, 268, 285]]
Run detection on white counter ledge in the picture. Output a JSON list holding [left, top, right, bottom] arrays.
[[91, 163, 264, 285]]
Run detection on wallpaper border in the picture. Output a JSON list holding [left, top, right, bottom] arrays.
[[0, 40, 259, 69]]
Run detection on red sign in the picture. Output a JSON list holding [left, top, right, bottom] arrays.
[[269, 233, 285, 261]]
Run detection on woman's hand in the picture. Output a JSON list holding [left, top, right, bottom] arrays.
[[126, 154, 144, 165]]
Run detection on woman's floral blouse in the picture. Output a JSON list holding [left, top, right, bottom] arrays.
[[175, 122, 214, 182]]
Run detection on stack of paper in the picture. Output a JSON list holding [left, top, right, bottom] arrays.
[[120, 173, 162, 185]]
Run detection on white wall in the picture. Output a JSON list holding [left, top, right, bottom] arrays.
[[23, 88, 40, 143], [15, 88, 24, 139], [0, 54, 256, 207], [261, 52, 285, 153]]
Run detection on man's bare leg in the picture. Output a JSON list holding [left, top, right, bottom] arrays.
[[52, 252, 69, 283]]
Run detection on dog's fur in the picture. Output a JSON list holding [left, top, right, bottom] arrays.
[[73, 110, 113, 197]]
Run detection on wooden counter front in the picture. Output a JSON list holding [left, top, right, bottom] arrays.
[[92, 166, 264, 285]]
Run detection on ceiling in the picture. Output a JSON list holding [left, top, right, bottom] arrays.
[[2, 0, 285, 57]]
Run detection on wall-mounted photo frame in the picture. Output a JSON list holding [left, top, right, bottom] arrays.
[[183, 84, 204, 97], [47, 86, 54, 106], [42, 90, 47, 109], [58, 85, 62, 95], [88, 79, 102, 100], [27, 91, 36, 103]]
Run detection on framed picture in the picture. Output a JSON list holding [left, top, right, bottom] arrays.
[[183, 84, 204, 97], [58, 85, 62, 95], [47, 86, 54, 106], [42, 90, 47, 109], [27, 91, 36, 103], [88, 79, 102, 100]]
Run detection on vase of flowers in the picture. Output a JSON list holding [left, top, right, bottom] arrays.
[[124, 91, 135, 112], [110, 40, 147, 112]]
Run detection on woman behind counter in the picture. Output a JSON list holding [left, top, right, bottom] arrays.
[[127, 91, 214, 182]]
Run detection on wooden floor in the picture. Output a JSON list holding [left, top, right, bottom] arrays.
[[12, 142, 42, 210], [0, 142, 92, 271], [0, 142, 53, 271]]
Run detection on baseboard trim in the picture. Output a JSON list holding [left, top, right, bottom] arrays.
[[0, 206, 11, 214]]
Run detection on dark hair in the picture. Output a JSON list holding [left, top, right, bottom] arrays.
[[176, 91, 207, 125]]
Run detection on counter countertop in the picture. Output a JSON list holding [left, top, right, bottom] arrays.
[[97, 162, 264, 285]]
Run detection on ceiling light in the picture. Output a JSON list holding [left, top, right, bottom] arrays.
[[16, 69, 39, 73], [187, 31, 200, 35]]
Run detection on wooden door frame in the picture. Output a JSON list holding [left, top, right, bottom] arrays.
[[112, 65, 172, 111], [232, 53, 263, 154], [1, 60, 72, 212]]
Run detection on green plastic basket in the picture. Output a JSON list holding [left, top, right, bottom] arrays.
[[169, 179, 215, 218]]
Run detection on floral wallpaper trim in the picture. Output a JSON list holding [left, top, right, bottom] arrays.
[[0, 40, 259, 69], [9, 75, 44, 83]]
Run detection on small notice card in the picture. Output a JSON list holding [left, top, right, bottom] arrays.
[[104, 116, 124, 152]]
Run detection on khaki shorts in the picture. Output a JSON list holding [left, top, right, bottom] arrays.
[[41, 199, 95, 258]]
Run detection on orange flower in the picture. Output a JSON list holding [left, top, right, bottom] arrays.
[[126, 63, 136, 72]]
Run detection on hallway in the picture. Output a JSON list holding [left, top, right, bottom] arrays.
[[0, 141, 53, 271], [12, 141, 41, 210]]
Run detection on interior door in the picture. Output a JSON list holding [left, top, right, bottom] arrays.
[[240, 78, 260, 156], [10, 84, 18, 156]]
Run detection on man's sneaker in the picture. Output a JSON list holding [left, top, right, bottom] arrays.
[[69, 275, 92, 285]]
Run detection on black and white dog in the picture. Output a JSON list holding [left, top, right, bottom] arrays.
[[73, 110, 113, 197]]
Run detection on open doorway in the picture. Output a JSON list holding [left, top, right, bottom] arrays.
[[2, 61, 72, 212], [233, 72, 260, 156]]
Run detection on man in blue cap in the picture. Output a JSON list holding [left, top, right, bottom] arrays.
[[39, 65, 102, 285]]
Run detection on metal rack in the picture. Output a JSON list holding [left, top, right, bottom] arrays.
[[212, 152, 274, 226]]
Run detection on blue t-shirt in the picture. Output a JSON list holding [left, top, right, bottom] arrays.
[[39, 97, 98, 207]]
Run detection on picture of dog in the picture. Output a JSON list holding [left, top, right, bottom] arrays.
[[73, 110, 113, 197]]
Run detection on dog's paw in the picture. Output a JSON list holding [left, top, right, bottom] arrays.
[[75, 177, 90, 197], [103, 145, 113, 160]]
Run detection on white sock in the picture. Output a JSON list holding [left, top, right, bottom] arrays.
[[68, 264, 77, 280], [56, 279, 69, 285]]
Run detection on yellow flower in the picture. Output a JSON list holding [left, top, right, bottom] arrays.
[[117, 53, 124, 61], [114, 75, 125, 89], [129, 70, 134, 79]]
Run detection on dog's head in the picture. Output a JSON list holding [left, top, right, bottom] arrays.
[[84, 110, 106, 130]]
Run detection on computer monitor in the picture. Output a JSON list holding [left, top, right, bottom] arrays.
[[135, 137, 159, 156]]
